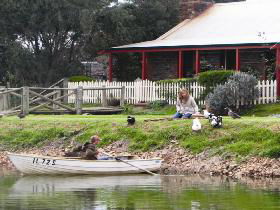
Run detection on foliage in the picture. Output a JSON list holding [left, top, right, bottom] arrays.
[[68, 75, 94, 82], [206, 73, 259, 114], [241, 64, 260, 79], [262, 51, 276, 80], [0, 0, 180, 84], [197, 70, 235, 101], [198, 70, 235, 87], [0, 0, 114, 86], [92, 0, 179, 81]]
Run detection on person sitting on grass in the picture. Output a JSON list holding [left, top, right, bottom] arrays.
[[173, 88, 199, 119], [64, 135, 101, 160]]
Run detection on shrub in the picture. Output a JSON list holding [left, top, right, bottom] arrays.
[[206, 72, 259, 114], [198, 70, 235, 100], [198, 70, 235, 87], [69, 75, 95, 82]]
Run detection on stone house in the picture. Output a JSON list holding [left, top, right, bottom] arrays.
[[102, 0, 280, 96]]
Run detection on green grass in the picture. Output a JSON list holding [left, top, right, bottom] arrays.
[[1, 114, 280, 159], [243, 103, 280, 117]]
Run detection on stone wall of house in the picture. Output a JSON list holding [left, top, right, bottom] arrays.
[[147, 52, 178, 80]]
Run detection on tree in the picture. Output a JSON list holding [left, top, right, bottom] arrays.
[[84, 0, 179, 81], [0, 0, 115, 86]]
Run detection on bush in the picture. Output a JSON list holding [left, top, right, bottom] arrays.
[[69, 75, 95, 82], [206, 72, 259, 114], [198, 70, 235, 87], [198, 70, 235, 101]]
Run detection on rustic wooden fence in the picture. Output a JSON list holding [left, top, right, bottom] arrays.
[[68, 80, 278, 105], [0, 86, 125, 117]]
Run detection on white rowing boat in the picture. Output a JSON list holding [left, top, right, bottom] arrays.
[[8, 153, 162, 175]]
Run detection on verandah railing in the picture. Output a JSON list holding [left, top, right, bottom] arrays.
[[68, 80, 278, 105]]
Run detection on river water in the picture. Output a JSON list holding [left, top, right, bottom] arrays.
[[1, 171, 280, 210]]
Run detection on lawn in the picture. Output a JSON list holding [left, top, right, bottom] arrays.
[[0, 114, 280, 159], [243, 103, 280, 117]]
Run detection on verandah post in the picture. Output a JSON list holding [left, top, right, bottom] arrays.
[[236, 48, 240, 71], [195, 50, 200, 75], [178, 51, 183, 79], [109, 53, 113, 82], [141, 52, 147, 80], [276, 47, 280, 97]]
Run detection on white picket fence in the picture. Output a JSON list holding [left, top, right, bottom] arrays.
[[68, 80, 277, 105]]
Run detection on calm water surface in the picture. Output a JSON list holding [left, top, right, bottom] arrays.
[[0, 170, 280, 210]]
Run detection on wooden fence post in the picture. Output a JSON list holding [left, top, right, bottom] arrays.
[[21, 86, 30, 116], [63, 78, 69, 104], [75, 86, 83, 114], [0, 86, 5, 111], [53, 86, 61, 110], [102, 85, 107, 107], [120, 86, 125, 106]]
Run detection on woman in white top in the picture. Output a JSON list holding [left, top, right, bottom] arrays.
[[173, 89, 199, 119]]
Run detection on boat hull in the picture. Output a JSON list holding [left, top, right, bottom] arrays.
[[8, 153, 162, 175]]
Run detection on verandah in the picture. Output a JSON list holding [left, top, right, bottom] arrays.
[[104, 45, 280, 96]]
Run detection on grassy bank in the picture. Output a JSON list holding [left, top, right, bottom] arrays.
[[1, 114, 280, 159]]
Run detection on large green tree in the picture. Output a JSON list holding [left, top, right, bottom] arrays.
[[0, 0, 114, 86], [0, 0, 179, 84]]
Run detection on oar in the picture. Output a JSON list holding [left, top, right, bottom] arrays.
[[101, 151, 158, 176]]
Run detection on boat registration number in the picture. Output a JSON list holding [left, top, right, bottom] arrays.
[[32, 157, 56, 166]]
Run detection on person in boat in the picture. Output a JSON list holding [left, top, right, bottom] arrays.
[[64, 135, 100, 160], [173, 88, 199, 119]]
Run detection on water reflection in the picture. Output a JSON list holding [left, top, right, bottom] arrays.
[[0, 174, 280, 210], [11, 175, 161, 195]]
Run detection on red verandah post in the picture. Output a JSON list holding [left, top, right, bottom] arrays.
[[195, 50, 200, 75], [141, 52, 147, 80], [178, 51, 183, 79], [236, 48, 240, 71], [109, 53, 113, 82], [276, 47, 280, 97]]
